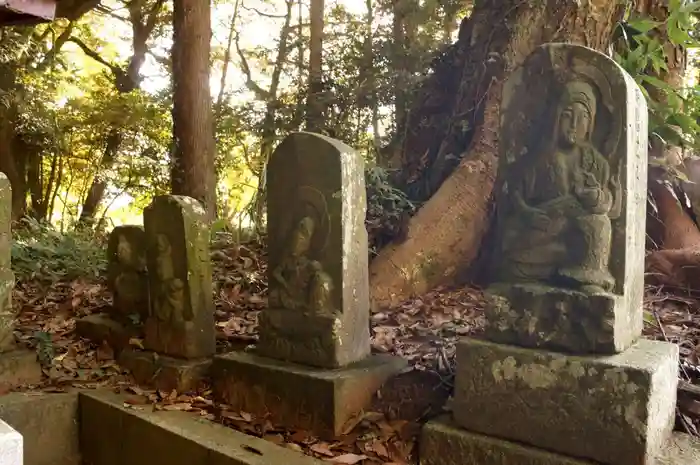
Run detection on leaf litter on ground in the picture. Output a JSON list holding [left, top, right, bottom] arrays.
[[10, 233, 700, 463]]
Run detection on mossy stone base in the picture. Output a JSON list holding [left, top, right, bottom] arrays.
[[256, 309, 370, 369], [119, 348, 211, 393], [484, 283, 642, 354], [421, 416, 700, 465], [453, 338, 678, 465], [212, 351, 406, 438]]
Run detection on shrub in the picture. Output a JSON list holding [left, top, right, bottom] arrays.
[[12, 218, 107, 283]]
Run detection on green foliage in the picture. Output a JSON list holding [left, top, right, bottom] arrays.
[[365, 166, 415, 256], [614, 3, 700, 164], [12, 218, 107, 282]]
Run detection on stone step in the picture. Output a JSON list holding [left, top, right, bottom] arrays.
[[79, 389, 326, 465], [421, 416, 700, 465]]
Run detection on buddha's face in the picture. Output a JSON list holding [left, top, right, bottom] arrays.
[[558, 101, 591, 148], [290, 218, 313, 256], [116, 236, 132, 263]]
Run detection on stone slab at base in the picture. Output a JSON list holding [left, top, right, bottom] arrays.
[[76, 313, 132, 353], [0, 419, 22, 465], [212, 351, 406, 438], [421, 416, 700, 465], [119, 348, 211, 393], [453, 338, 678, 465], [484, 283, 642, 354], [0, 349, 42, 390]]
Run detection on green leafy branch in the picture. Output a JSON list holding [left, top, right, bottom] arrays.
[[613, 0, 700, 175]]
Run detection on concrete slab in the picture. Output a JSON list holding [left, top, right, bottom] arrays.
[[79, 390, 325, 465], [0, 391, 80, 465]]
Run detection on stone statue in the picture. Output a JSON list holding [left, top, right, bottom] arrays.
[[107, 226, 149, 323], [269, 216, 334, 314], [494, 79, 622, 294], [114, 235, 145, 310]]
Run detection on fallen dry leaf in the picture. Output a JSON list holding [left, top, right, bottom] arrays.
[[329, 453, 368, 464]]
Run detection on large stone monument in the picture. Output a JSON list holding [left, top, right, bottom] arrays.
[[213, 132, 405, 437], [420, 44, 681, 465], [0, 173, 41, 389], [119, 195, 215, 391]]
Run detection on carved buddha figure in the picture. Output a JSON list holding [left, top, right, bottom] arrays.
[[496, 80, 622, 294], [114, 235, 144, 312], [269, 216, 333, 314], [153, 234, 187, 323]]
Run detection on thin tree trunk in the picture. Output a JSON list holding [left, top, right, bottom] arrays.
[[170, 0, 216, 219], [78, 130, 122, 225], [305, 0, 324, 132], [215, 0, 239, 118]]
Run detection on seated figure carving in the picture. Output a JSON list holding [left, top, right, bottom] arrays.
[[269, 216, 334, 315], [494, 79, 622, 294]]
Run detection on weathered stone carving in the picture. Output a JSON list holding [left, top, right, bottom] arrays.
[[152, 234, 189, 324], [493, 79, 622, 294], [143, 195, 214, 359], [107, 225, 149, 324], [257, 132, 371, 368], [485, 43, 648, 354], [268, 213, 334, 316]]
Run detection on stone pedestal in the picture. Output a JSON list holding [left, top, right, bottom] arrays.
[[119, 348, 211, 393], [484, 283, 642, 354], [212, 351, 405, 438], [76, 313, 132, 354], [450, 338, 677, 465]]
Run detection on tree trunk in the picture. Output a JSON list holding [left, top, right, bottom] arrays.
[[370, 0, 625, 310], [78, 130, 122, 226], [170, 0, 216, 219], [391, 0, 416, 137], [305, 0, 324, 132]]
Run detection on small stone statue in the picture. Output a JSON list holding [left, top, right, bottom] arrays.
[[494, 79, 622, 294], [269, 216, 334, 314], [114, 235, 145, 311], [108, 228, 149, 323]]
